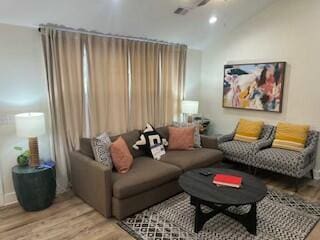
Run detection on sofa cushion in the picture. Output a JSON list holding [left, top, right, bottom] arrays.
[[172, 122, 201, 148], [91, 132, 113, 167], [160, 148, 223, 171], [80, 138, 95, 159], [112, 157, 182, 199], [156, 126, 169, 140], [80, 130, 144, 159], [253, 148, 302, 177], [111, 136, 134, 174], [272, 122, 310, 151], [234, 118, 264, 143], [133, 123, 168, 156], [218, 140, 253, 162], [168, 127, 195, 150], [111, 130, 145, 158]]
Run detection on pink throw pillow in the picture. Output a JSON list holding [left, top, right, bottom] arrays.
[[168, 127, 195, 150], [110, 136, 133, 173]]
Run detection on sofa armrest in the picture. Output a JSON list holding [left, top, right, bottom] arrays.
[[217, 132, 235, 144], [299, 144, 318, 169], [201, 135, 218, 149], [252, 137, 274, 153], [70, 151, 112, 218]]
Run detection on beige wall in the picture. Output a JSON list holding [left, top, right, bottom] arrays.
[[0, 23, 52, 205], [200, 0, 320, 176]]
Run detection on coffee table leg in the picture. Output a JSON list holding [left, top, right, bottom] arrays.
[[244, 203, 257, 235], [222, 203, 258, 235], [194, 199, 204, 233], [193, 197, 224, 233], [192, 197, 258, 235]]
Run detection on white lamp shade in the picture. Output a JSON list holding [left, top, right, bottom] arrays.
[[182, 100, 199, 114], [15, 112, 46, 137]]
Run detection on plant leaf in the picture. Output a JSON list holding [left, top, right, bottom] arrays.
[[22, 150, 30, 157], [14, 146, 23, 151]]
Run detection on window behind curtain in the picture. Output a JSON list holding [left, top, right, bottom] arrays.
[[75, 35, 186, 136], [82, 45, 90, 137]]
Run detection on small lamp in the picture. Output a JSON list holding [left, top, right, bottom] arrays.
[[15, 113, 45, 167], [182, 100, 199, 123]]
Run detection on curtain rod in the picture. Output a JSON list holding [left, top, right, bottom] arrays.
[[38, 24, 187, 47]]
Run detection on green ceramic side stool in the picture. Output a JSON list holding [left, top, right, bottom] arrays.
[[12, 161, 56, 211]]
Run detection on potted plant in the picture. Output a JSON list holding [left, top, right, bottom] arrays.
[[14, 146, 30, 167]]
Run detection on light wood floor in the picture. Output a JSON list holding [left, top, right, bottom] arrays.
[[1, 167, 320, 240]]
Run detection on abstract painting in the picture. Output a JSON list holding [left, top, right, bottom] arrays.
[[223, 62, 286, 112]]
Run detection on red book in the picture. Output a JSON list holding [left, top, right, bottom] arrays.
[[213, 174, 242, 188]]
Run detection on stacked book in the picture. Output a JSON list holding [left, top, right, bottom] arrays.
[[213, 174, 242, 188]]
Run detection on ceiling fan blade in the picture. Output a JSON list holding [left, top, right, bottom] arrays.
[[197, 0, 211, 7], [174, 0, 210, 15], [174, 8, 189, 15]]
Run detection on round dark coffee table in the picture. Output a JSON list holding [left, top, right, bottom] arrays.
[[179, 168, 267, 235]]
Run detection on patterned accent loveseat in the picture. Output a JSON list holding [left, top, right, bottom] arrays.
[[218, 126, 319, 179], [218, 125, 274, 165]]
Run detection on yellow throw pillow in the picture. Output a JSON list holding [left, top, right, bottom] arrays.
[[272, 122, 310, 151], [233, 119, 264, 143]]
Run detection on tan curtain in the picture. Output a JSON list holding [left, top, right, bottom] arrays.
[[157, 44, 187, 126], [41, 28, 84, 189], [128, 41, 160, 129], [85, 36, 129, 136]]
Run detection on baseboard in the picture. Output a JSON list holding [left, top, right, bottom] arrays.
[[1, 183, 69, 207], [57, 182, 69, 195], [0, 194, 4, 206], [4, 192, 17, 206], [313, 169, 320, 180]]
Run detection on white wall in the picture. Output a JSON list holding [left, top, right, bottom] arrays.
[[200, 0, 320, 176], [0, 23, 52, 205], [185, 49, 202, 101]]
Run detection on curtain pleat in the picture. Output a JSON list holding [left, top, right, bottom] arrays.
[[157, 44, 187, 126], [41, 29, 84, 189], [128, 41, 160, 129], [85, 36, 129, 136]]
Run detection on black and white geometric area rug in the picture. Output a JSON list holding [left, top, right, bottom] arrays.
[[118, 190, 320, 240]]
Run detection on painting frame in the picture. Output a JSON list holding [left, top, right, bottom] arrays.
[[222, 61, 286, 113]]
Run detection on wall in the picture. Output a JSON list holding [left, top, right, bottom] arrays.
[[200, 0, 320, 176], [185, 49, 202, 101], [0, 23, 52, 205]]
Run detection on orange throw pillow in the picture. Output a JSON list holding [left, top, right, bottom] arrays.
[[168, 127, 195, 150], [110, 136, 133, 174]]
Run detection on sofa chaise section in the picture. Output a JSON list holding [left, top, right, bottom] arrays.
[[70, 150, 113, 217], [111, 156, 182, 219], [160, 148, 222, 171]]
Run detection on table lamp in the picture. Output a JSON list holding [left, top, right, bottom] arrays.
[[182, 100, 199, 123], [15, 113, 46, 167]]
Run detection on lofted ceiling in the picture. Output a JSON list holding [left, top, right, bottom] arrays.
[[0, 0, 275, 49]]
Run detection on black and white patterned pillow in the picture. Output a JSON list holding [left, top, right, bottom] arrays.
[[133, 123, 168, 156], [91, 132, 113, 168]]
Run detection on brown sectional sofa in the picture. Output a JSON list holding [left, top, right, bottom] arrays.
[[70, 126, 223, 220]]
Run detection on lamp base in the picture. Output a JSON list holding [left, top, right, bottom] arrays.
[[29, 137, 40, 167], [183, 113, 194, 123]]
